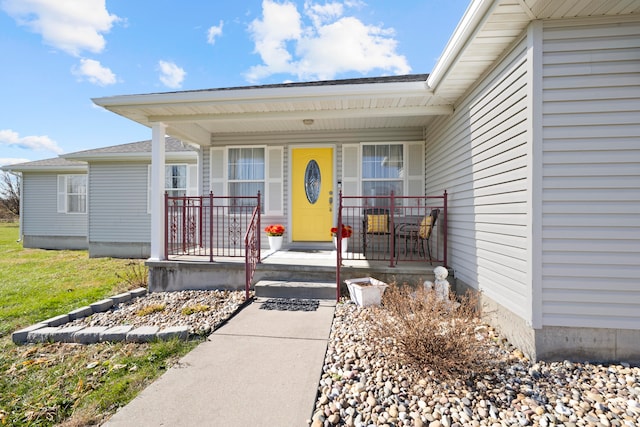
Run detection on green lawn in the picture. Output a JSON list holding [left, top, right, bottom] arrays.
[[0, 223, 134, 337], [0, 223, 199, 426]]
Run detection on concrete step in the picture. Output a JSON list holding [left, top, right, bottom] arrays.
[[254, 280, 336, 300]]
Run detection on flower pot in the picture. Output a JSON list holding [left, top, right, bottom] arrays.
[[345, 277, 388, 307], [333, 237, 349, 255], [267, 235, 283, 251]]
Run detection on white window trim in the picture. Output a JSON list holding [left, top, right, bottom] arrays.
[[228, 145, 267, 214], [57, 174, 87, 214], [147, 163, 198, 214], [360, 141, 409, 196], [227, 146, 266, 190], [210, 145, 274, 213]]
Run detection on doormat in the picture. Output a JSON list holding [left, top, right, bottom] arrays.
[[259, 298, 320, 311]]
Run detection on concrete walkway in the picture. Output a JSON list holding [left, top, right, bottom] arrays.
[[104, 297, 336, 427]]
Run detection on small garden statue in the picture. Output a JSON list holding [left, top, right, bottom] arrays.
[[424, 265, 450, 302]]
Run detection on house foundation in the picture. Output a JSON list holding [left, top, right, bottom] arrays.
[[146, 253, 437, 296], [456, 278, 640, 364], [23, 235, 87, 250]]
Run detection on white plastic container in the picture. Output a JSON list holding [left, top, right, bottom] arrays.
[[345, 277, 388, 307]]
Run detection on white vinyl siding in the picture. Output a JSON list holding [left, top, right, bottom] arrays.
[[22, 173, 87, 237], [540, 18, 640, 329], [425, 36, 531, 321], [90, 163, 151, 243]]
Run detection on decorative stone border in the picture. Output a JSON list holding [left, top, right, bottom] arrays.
[[12, 287, 189, 345]]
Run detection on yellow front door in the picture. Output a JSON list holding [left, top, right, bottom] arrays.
[[291, 147, 333, 241]]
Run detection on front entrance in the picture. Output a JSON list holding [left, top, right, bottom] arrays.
[[291, 147, 334, 241]]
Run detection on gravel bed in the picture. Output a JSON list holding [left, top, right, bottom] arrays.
[[67, 291, 640, 426], [68, 289, 246, 336], [310, 302, 640, 427]]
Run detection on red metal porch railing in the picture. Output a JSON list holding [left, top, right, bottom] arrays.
[[336, 190, 448, 300], [165, 192, 261, 299], [164, 190, 447, 302], [244, 201, 261, 300], [165, 192, 261, 261]]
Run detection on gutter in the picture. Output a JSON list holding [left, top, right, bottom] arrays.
[[2, 165, 87, 173], [92, 80, 433, 108], [62, 151, 197, 162], [426, 0, 496, 92], [18, 172, 23, 242]]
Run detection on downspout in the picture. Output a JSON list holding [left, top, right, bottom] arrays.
[[17, 171, 23, 242]]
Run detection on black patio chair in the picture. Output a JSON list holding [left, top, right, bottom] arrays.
[[395, 208, 439, 264], [362, 208, 390, 257]]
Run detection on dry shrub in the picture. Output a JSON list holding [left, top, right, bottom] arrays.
[[371, 283, 494, 380], [115, 260, 148, 291]]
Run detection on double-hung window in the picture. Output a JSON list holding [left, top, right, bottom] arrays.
[[210, 146, 283, 215], [361, 143, 404, 198], [228, 147, 265, 211], [165, 165, 188, 197], [147, 164, 197, 212], [57, 174, 87, 214]]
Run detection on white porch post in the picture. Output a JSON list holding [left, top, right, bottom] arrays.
[[149, 122, 166, 260]]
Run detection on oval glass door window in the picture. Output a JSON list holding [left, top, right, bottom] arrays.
[[304, 160, 321, 204]]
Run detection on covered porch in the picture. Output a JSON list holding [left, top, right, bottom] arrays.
[[93, 75, 453, 296], [152, 191, 448, 299]]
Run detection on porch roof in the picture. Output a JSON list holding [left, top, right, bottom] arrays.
[[92, 0, 639, 146], [93, 74, 448, 146]]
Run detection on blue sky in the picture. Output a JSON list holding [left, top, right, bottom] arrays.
[[0, 0, 470, 166]]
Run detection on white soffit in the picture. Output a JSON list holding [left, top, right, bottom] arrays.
[[427, 0, 640, 103], [93, 80, 450, 145]]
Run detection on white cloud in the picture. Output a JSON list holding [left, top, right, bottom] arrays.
[[304, 1, 343, 27], [0, 129, 63, 154], [0, 158, 31, 167], [1, 0, 120, 56], [158, 60, 186, 89], [71, 58, 116, 86], [246, 0, 302, 81], [245, 0, 410, 82], [207, 20, 224, 45]]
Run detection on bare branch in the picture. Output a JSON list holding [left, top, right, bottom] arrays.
[[0, 172, 20, 217]]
